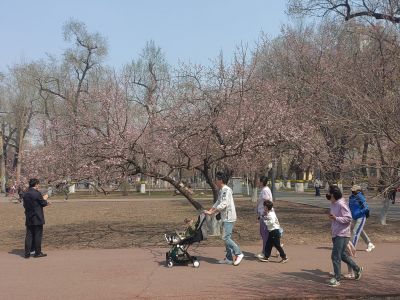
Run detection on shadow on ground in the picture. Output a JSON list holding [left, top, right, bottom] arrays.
[[8, 248, 25, 257]]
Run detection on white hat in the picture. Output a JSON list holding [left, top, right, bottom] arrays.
[[351, 185, 362, 192]]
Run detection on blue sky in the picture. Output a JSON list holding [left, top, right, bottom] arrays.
[[0, 0, 289, 72]]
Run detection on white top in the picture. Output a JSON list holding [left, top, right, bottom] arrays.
[[257, 186, 273, 216], [212, 185, 237, 222], [314, 179, 322, 188], [263, 210, 280, 232]]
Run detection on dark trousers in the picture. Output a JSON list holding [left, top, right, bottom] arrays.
[[264, 229, 286, 259], [315, 187, 321, 196], [25, 225, 43, 256], [331, 236, 360, 281]]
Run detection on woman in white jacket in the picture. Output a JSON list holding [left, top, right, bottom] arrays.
[[204, 171, 244, 266]]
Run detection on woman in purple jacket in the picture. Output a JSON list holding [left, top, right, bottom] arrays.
[[327, 185, 363, 287]]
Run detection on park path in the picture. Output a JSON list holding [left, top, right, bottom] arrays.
[[1, 243, 399, 299]]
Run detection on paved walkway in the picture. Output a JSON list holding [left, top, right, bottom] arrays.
[[1, 244, 399, 299]]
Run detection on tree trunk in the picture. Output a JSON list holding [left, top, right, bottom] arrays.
[[251, 172, 258, 203], [122, 178, 129, 196], [15, 127, 24, 185], [380, 197, 390, 225], [361, 137, 369, 178], [0, 128, 5, 193], [146, 171, 203, 211], [276, 158, 283, 179], [199, 166, 221, 235], [246, 176, 250, 196], [198, 162, 217, 202], [251, 187, 258, 203], [376, 159, 381, 179], [305, 166, 311, 181], [271, 159, 277, 199]]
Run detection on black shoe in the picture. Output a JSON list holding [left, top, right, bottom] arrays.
[[33, 252, 47, 258], [24, 254, 30, 259]]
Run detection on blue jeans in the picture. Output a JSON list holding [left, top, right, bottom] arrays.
[[222, 221, 242, 260], [331, 236, 360, 281]]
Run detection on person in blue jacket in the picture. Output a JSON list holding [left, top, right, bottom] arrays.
[[345, 185, 375, 278]]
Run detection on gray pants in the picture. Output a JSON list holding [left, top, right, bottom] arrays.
[[352, 217, 371, 247], [332, 236, 360, 281], [360, 230, 371, 245]]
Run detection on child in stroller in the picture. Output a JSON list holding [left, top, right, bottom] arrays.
[[165, 217, 196, 244], [164, 213, 207, 268]]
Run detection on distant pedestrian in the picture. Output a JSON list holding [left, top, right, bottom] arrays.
[[10, 182, 16, 196], [314, 178, 322, 196], [389, 188, 397, 205], [17, 184, 25, 203], [204, 171, 244, 266], [327, 185, 363, 287]]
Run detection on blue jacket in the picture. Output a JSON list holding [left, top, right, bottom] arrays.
[[349, 192, 369, 220]]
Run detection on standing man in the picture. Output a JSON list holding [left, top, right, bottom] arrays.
[[204, 171, 244, 266], [327, 185, 363, 287], [256, 176, 273, 260], [23, 178, 50, 258]]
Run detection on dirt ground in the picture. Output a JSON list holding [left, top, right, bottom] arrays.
[[1, 197, 400, 252]]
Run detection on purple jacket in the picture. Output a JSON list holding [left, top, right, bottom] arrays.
[[330, 198, 352, 238]]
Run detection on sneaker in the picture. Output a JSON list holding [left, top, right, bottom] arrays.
[[33, 252, 47, 258], [329, 271, 342, 277], [258, 256, 269, 262], [330, 272, 352, 278], [366, 243, 375, 252], [343, 273, 355, 280], [255, 253, 265, 259], [233, 253, 244, 266], [355, 267, 363, 280], [328, 278, 341, 287], [30, 251, 35, 255], [218, 258, 233, 265], [280, 257, 289, 264]]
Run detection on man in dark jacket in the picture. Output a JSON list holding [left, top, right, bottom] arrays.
[[23, 178, 50, 258]]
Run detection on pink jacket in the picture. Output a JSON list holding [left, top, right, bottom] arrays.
[[330, 198, 352, 238]]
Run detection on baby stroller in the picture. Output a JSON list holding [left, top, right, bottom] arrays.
[[164, 213, 207, 268]]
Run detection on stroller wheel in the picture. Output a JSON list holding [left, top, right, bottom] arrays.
[[167, 259, 174, 268], [193, 260, 200, 268]]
